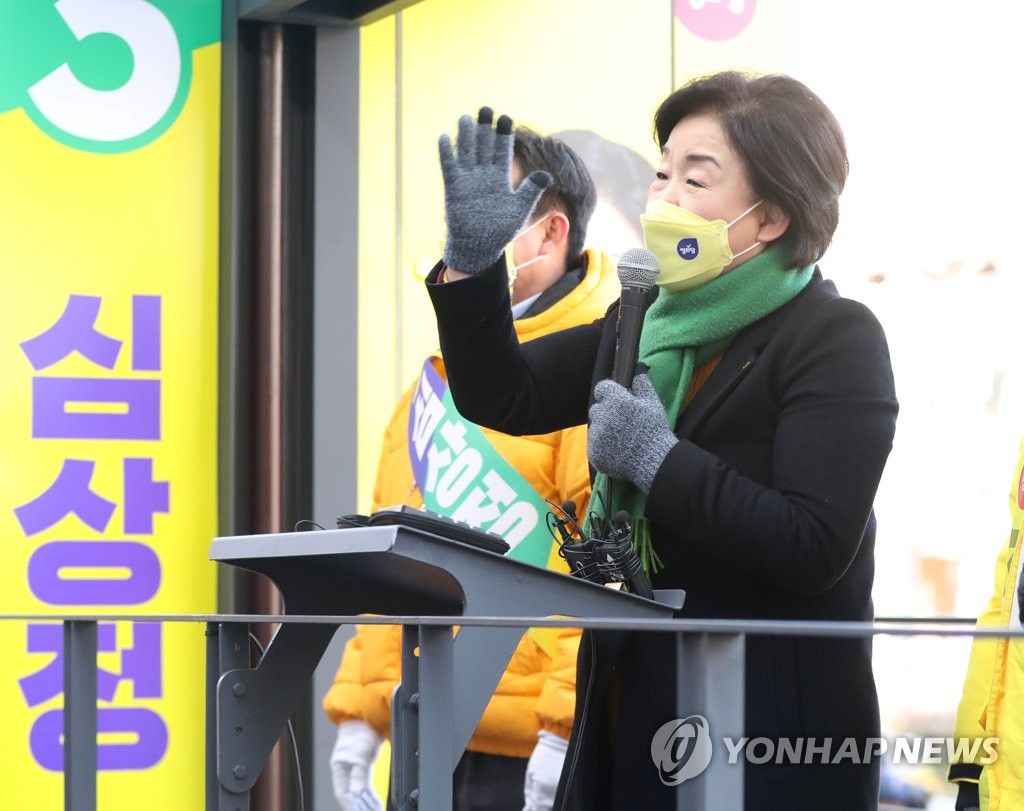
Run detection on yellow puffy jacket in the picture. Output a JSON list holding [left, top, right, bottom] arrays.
[[323, 250, 618, 757], [950, 437, 1024, 810]]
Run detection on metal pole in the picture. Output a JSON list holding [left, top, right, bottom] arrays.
[[674, 632, 745, 811], [64, 620, 97, 811]]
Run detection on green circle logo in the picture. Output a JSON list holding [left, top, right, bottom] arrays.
[[0, 0, 220, 153]]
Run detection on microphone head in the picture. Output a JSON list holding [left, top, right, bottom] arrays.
[[617, 248, 660, 289]]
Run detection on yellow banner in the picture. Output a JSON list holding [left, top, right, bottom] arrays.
[[0, 1, 220, 807]]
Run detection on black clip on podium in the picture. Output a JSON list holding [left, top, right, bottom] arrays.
[[206, 522, 684, 811]]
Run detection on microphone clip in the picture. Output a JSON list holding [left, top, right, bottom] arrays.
[[546, 499, 653, 598]]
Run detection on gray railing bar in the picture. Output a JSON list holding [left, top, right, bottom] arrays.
[[5, 613, 1021, 638]]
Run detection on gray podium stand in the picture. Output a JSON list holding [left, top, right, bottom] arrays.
[[206, 524, 683, 811]]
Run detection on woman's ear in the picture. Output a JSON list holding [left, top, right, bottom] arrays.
[[755, 202, 790, 244]]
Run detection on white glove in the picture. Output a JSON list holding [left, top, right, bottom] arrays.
[[523, 730, 568, 811], [330, 719, 385, 811]]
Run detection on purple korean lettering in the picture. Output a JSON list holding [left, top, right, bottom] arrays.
[[19, 623, 120, 706], [13, 459, 116, 536], [30, 708, 168, 771], [115, 623, 163, 698], [19, 295, 121, 371], [123, 459, 169, 535], [18, 623, 163, 707], [131, 295, 161, 371], [32, 377, 160, 440], [28, 541, 161, 605]]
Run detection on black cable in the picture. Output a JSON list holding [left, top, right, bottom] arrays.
[[588, 488, 613, 538], [335, 514, 371, 529], [248, 632, 306, 811], [293, 519, 326, 531]]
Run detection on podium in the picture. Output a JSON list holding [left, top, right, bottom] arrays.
[[206, 524, 683, 811]]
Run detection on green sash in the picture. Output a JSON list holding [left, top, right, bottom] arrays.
[[408, 358, 558, 568]]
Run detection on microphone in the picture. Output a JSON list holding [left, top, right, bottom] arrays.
[[602, 249, 659, 600], [612, 248, 660, 387]]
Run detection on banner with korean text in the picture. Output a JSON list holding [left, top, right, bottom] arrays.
[[0, 1, 220, 807]]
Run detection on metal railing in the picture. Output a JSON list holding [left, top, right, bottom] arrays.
[[1, 611, 1014, 811]]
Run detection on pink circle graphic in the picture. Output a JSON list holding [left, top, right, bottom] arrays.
[[674, 0, 757, 42]]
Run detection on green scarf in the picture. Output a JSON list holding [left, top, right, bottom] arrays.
[[590, 243, 815, 576]]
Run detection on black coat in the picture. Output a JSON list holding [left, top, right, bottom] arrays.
[[427, 257, 898, 810]]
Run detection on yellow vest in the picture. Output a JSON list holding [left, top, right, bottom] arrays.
[[952, 437, 1024, 810]]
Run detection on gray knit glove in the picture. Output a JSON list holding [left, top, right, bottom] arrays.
[[588, 373, 678, 494], [438, 107, 552, 274]]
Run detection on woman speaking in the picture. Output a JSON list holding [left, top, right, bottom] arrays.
[[425, 71, 898, 810]]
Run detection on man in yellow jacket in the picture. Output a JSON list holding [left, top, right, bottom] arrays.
[[322, 126, 620, 811], [950, 437, 1024, 810]]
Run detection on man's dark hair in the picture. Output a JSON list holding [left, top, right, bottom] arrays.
[[513, 126, 597, 262], [653, 71, 848, 269]]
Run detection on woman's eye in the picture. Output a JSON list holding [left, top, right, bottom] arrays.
[[686, 178, 707, 188], [654, 171, 668, 181]]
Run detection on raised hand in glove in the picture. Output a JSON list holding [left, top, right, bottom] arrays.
[[330, 719, 384, 811], [587, 373, 678, 494], [523, 730, 568, 811], [438, 107, 552, 274]]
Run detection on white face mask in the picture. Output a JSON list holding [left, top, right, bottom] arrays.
[[504, 213, 550, 290]]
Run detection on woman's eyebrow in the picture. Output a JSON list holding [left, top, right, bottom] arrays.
[[682, 151, 721, 169], [661, 146, 722, 169]]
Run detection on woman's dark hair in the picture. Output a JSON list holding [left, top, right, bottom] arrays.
[[653, 71, 848, 269], [513, 126, 597, 262]]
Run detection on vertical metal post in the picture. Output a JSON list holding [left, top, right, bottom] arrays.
[[207, 623, 219, 811], [254, 25, 284, 531], [393, 625, 420, 811], [64, 620, 97, 811], [208, 622, 252, 811], [393, 623, 456, 810], [417, 625, 454, 811], [674, 632, 745, 811], [250, 20, 293, 811]]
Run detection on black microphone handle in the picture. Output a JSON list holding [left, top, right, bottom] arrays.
[[611, 285, 650, 387], [627, 571, 655, 599], [605, 285, 651, 533]]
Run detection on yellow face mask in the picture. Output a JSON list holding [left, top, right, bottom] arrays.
[[640, 199, 762, 292]]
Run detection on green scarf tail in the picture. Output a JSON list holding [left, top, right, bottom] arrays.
[[589, 244, 815, 576]]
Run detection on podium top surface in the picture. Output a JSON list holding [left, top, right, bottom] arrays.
[[210, 525, 682, 620]]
